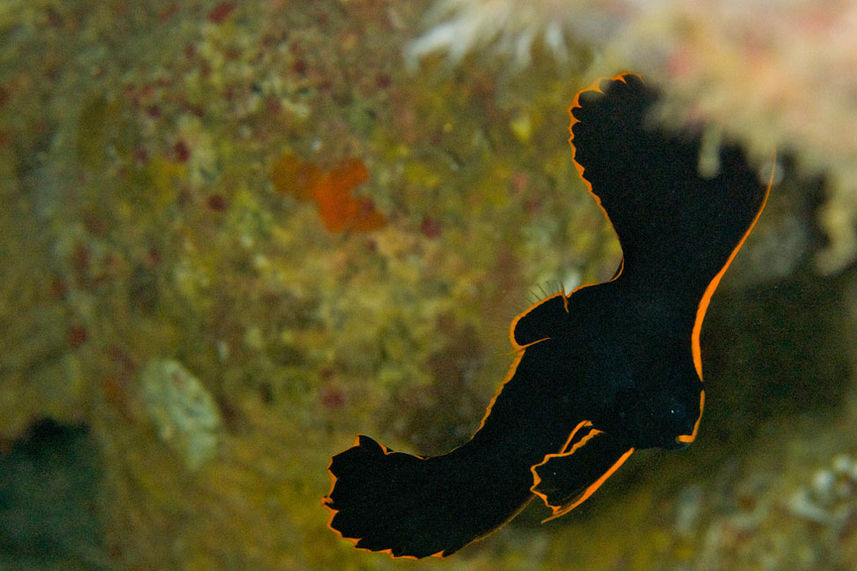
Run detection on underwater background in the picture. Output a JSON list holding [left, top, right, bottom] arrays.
[[2, 1, 857, 569]]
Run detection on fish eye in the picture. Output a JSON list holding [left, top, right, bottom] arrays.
[[667, 402, 686, 421]]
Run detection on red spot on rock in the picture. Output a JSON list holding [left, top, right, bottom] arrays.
[[133, 145, 149, 164], [207, 2, 236, 24], [291, 59, 307, 76], [320, 385, 345, 409], [106, 346, 136, 375], [264, 96, 283, 116], [420, 215, 441, 239], [72, 244, 90, 277], [207, 193, 228, 212], [67, 325, 88, 348], [83, 212, 108, 236], [174, 140, 190, 162], [146, 247, 162, 267], [376, 73, 392, 89], [509, 171, 530, 193], [185, 103, 205, 117], [524, 196, 542, 215], [258, 382, 274, 404], [158, 4, 179, 23]]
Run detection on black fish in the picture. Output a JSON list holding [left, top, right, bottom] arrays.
[[323, 73, 772, 558]]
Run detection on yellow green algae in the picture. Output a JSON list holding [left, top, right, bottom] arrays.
[[1, 1, 857, 569]]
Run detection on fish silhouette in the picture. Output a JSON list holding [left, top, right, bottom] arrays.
[[323, 73, 772, 558]]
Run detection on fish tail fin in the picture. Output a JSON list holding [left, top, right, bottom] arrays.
[[323, 434, 532, 558]]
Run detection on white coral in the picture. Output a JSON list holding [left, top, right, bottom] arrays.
[[140, 359, 224, 470], [405, 0, 635, 68], [407, 0, 857, 274]]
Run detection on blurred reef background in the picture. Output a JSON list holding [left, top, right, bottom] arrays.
[[2, 0, 857, 569]]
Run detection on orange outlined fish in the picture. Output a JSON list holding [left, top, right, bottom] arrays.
[[323, 74, 772, 558]]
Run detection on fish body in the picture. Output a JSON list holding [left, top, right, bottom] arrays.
[[323, 73, 772, 558]]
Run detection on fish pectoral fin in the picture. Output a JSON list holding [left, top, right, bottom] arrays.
[[530, 430, 634, 522]]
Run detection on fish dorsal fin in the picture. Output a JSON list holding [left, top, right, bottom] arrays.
[[570, 74, 771, 298]]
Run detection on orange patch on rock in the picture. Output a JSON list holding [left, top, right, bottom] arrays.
[[271, 154, 386, 232]]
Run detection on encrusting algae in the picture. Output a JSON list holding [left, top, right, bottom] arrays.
[[270, 153, 386, 233], [1, 1, 857, 569]]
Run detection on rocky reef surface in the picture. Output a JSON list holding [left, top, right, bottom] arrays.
[[1, 1, 856, 568]]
